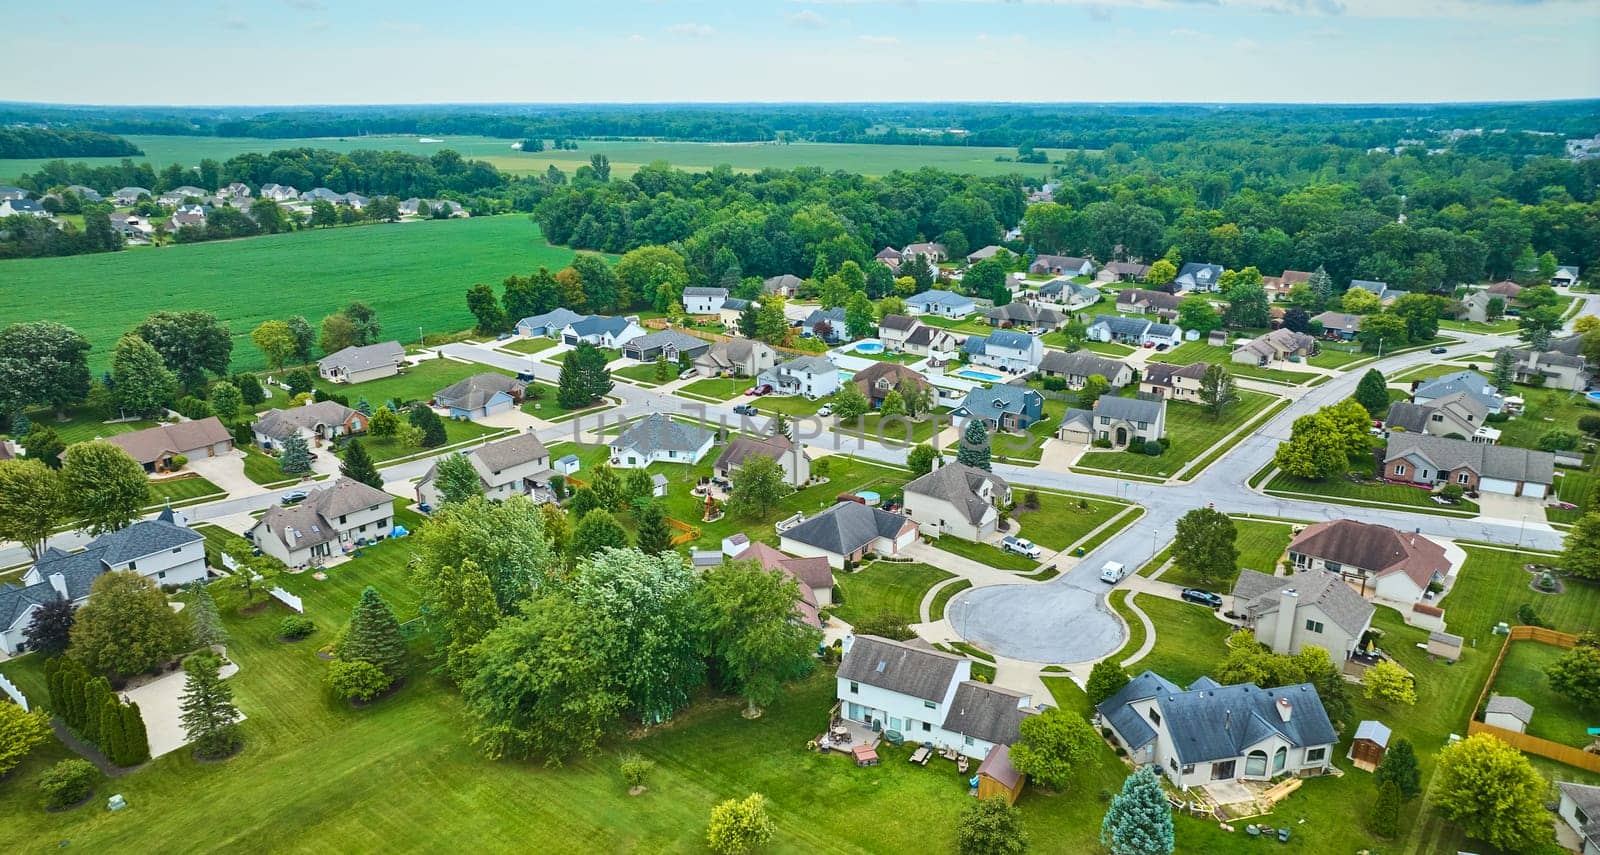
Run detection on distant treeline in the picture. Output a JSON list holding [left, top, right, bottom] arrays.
[[2, 102, 1595, 154], [0, 127, 143, 159]]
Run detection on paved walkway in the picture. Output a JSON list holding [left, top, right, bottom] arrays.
[[125, 653, 242, 758]]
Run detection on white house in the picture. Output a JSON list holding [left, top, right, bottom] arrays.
[[780, 501, 918, 569], [0, 198, 50, 218], [1557, 782, 1600, 855], [903, 462, 1010, 542], [417, 432, 552, 507], [1097, 670, 1338, 789], [1230, 568, 1375, 659], [260, 183, 300, 202], [0, 509, 208, 656], [1174, 262, 1224, 292], [905, 290, 976, 319], [1087, 315, 1183, 348], [838, 634, 1038, 760], [682, 287, 728, 315], [878, 315, 920, 352], [318, 341, 406, 385], [517, 307, 585, 339], [247, 478, 395, 568], [253, 401, 366, 451], [962, 330, 1044, 373], [714, 433, 811, 488], [757, 356, 840, 399], [694, 339, 777, 378], [561, 315, 646, 349], [608, 413, 715, 468]]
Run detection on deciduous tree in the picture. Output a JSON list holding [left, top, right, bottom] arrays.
[[1546, 645, 1600, 708], [907, 443, 940, 478], [1198, 364, 1238, 418], [62, 441, 149, 535], [1009, 706, 1100, 790], [23, 597, 74, 656], [69, 571, 188, 677], [1353, 369, 1389, 419], [0, 702, 50, 777], [1561, 512, 1600, 580], [433, 452, 482, 504], [958, 797, 1029, 855], [1085, 659, 1130, 706], [1431, 733, 1551, 853], [134, 311, 232, 389], [696, 561, 820, 716], [706, 793, 775, 855], [110, 333, 177, 418], [465, 283, 509, 334], [250, 320, 297, 370], [0, 321, 92, 418], [1361, 659, 1416, 705], [0, 458, 62, 560], [1172, 507, 1237, 587], [571, 509, 630, 557]]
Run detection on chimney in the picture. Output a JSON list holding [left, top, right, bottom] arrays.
[[1276, 696, 1293, 723], [1272, 589, 1298, 653], [47, 573, 68, 600]]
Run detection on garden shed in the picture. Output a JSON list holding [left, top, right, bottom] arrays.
[[1485, 695, 1533, 734], [1426, 631, 1463, 662], [975, 743, 1026, 805], [1347, 720, 1391, 772]]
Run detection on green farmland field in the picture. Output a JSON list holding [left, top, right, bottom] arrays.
[[0, 216, 579, 374], [0, 134, 1056, 183]]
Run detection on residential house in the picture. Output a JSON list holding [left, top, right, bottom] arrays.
[[158, 185, 207, 206], [64, 185, 103, 202], [1351, 279, 1408, 304], [877, 314, 920, 352], [1095, 261, 1151, 284], [0, 185, 26, 201], [1174, 262, 1224, 292], [1384, 393, 1496, 443], [106, 418, 234, 473], [1038, 351, 1132, 390], [904, 462, 1010, 542], [757, 356, 840, 399], [620, 329, 711, 363], [963, 330, 1044, 373], [1096, 670, 1337, 789], [966, 245, 1005, 265], [714, 433, 811, 488], [731, 542, 833, 627], [1262, 270, 1312, 301], [259, 183, 299, 202], [608, 413, 715, 468], [1058, 396, 1166, 449], [682, 287, 728, 315], [0, 198, 49, 218], [1311, 311, 1363, 341], [951, 384, 1044, 432], [1140, 362, 1208, 402], [1553, 266, 1581, 287], [0, 509, 208, 656], [852, 362, 932, 409], [1287, 520, 1452, 606], [1087, 315, 1182, 348], [1028, 255, 1093, 277], [1485, 280, 1523, 301], [1233, 329, 1317, 366], [218, 182, 251, 199], [301, 187, 342, 203], [803, 307, 849, 343], [167, 209, 206, 231], [718, 297, 751, 327], [1556, 782, 1600, 855], [561, 315, 646, 349], [838, 634, 1038, 760], [903, 242, 948, 264], [762, 274, 803, 298], [516, 307, 585, 339], [434, 373, 526, 420], [247, 478, 395, 568], [693, 339, 777, 378], [1384, 433, 1555, 497], [253, 401, 366, 451], [1035, 278, 1101, 311], [416, 432, 551, 507], [903, 325, 963, 359], [112, 186, 152, 205], [1116, 289, 1182, 315], [781, 502, 918, 569], [905, 290, 976, 319], [1413, 370, 1504, 414], [874, 247, 903, 272], [318, 341, 406, 384], [1228, 570, 1369, 662], [334, 192, 369, 209], [983, 302, 1065, 332], [108, 212, 154, 242], [1456, 291, 1497, 324], [1500, 345, 1589, 391]]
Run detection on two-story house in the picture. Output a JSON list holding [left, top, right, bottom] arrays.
[[714, 433, 811, 488], [951, 384, 1044, 433], [1115, 289, 1182, 316], [248, 478, 396, 568], [416, 432, 552, 507], [1140, 362, 1208, 402], [962, 330, 1044, 373], [1057, 396, 1166, 449], [1230, 568, 1375, 659], [1174, 262, 1224, 292], [1037, 351, 1132, 390], [852, 362, 933, 410], [318, 341, 406, 384], [1383, 393, 1496, 443], [877, 315, 920, 352], [1412, 370, 1504, 414], [903, 462, 1011, 542], [1097, 670, 1337, 789], [1500, 345, 1589, 391], [803, 307, 850, 344], [1286, 519, 1452, 607], [903, 325, 963, 359], [757, 356, 840, 399], [682, 287, 728, 315], [694, 339, 777, 378]]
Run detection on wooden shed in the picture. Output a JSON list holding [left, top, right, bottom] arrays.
[[1427, 631, 1463, 662], [1348, 720, 1391, 772], [975, 744, 1026, 805]]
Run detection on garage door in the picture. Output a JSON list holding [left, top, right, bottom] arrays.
[[1522, 483, 1548, 499], [1479, 477, 1518, 495]]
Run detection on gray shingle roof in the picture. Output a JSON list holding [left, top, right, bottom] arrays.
[[623, 329, 706, 355], [1142, 361, 1207, 387], [1558, 782, 1600, 842], [1486, 694, 1534, 723], [942, 681, 1033, 745], [783, 501, 909, 556], [1117, 289, 1181, 311], [682, 287, 727, 298], [1353, 720, 1391, 747], [905, 463, 1009, 526], [985, 303, 1063, 326], [1100, 670, 1338, 765], [1413, 370, 1504, 413], [9, 516, 205, 617], [723, 297, 750, 311], [318, 341, 405, 374], [839, 634, 963, 702], [1096, 671, 1181, 750], [610, 413, 715, 457], [253, 402, 357, 441], [907, 290, 973, 311], [1385, 433, 1555, 485], [763, 274, 802, 293], [253, 477, 393, 551], [1231, 568, 1376, 638], [518, 307, 584, 331], [879, 314, 918, 332], [1091, 314, 1175, 339], [1040, 350, 1126, 380], [769, 355, 836, 377], [804, 307, 847, 327], [965, 330, 1034, 353], [1091, 396, 1164, 424], [469, 432, 548, 473], [434, 373, 524, 410], [568, 315, 632, 338]]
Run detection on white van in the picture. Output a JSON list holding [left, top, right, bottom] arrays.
[[1099, 561, 1127, 584]]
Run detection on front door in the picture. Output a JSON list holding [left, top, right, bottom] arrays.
[[1115, 426, 1128, 447], [1212, 760, 1236, 780]]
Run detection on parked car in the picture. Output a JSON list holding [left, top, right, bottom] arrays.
[[752, 384, 772, 396], [732, 404, 758, 416], [1181, 588, 1223, 608], [280, 490, 309, 505], [1155, 343, 1169, 351], [1143, 341, 1156, 348], [679, 368, 697, 380], [816, 404, 833, 417], [1000, 536, 1042, 559], [1099, 561, 1127, 583], [1429, 346, 1448, 355]]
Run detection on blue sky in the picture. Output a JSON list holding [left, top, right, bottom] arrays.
[[14, 0, 1600, 104]]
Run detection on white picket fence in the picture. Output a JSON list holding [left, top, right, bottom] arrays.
[[0, 672, 28, 711], [268, 586, 304, 614]]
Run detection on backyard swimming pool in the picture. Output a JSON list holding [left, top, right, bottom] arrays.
[[955, 369, 1004, 383], [855, 342, 885, 354]]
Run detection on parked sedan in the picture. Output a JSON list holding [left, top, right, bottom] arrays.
[[280, 490, 309, 505], [732, 404, 758, 416], [1181, 588, 1223, 608], [1429, 346, 1448, 355]]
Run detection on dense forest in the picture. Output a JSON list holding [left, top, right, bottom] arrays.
[[0, 128, 142, 159]]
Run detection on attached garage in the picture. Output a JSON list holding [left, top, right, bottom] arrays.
[[1479, 477, 1519, 496]]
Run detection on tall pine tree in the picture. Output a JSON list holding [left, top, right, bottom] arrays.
[[1353, 369, 1389, 419], [279, 433, 313, 475], [956, 419, 992, 471], [1101, 766, 1175, 855], [339, 587, 408, 679], [339, 438, 383, 489], [187, 582, 229, 649], [556, 349, 589, 409], [121, 702, 151, 765], [635, 502, 674, 555], [1373, 737, 1421, 800], [179, 653, 241, 759], [98, 695, 127, 766]]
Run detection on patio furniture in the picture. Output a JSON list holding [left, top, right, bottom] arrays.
[[1277, 828, 1290, 843], [852, 744, 879, 767], [909, 746, 930, 765], [883, 730, 904, 746], [831, 726, 850, 743], [957, 756, 969, 774]]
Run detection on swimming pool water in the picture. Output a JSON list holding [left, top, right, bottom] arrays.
[[956, 369, 1004, 382], [855, 342, 885, 354]]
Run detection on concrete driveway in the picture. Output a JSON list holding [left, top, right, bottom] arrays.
[[124, 655, 243, 758], [186, 452, 261, 499], [1474, 491, 1546, 525]]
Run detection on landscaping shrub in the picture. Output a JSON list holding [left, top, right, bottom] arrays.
[[1041, 376, 1067, 392], [1580, 415, 1600, 436], [1092, 438, 1113, 449], [176, 396, 211, 420], [1440, 483, 1465, 502], [327, 659, 393, 702], [279, 616, 316, 640], [1142, 440, 1162, 456], [1538, 429, 1580, 452], [38, 759, 98, 810], [1485, 411, 1509, 423], [1516, 603, 1546, 627], [620, 753, 655, 789]]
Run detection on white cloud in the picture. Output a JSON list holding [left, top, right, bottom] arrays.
[[668, 22, 715, 37], [282, 0, 324, 10], [629, 33, 647, 42], [858, 34, 901, 44], [787, 9, 830, 27]]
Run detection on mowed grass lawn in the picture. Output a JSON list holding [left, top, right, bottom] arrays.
[[312, 355, 513, 406], [1265, 442, 1481, 516], [832, 561, 953, 627], [521, 382, 614, 422], [1158, 518, 1295, 589], [499, 336, 558, 355], [0, 216, 582, 374], [147, 474, 224, 506], [1075, 390, 1277, 479], [1131, 596, 1235, 687], [1010, 493, 1126, 551], [1161, 342, 1310, 383], [680, 376, 750, 401], [1489, 641, 1597, 747], [355, 419, 504, 464], [4, 410, 156, 445]]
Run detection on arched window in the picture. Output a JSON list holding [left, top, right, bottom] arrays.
[[1273, 746, 1288, 774], [1245, 750, 1268, 777]]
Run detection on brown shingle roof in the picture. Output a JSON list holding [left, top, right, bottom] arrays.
[[1289, 520, 1451, 590], [104, 418, 232, 465]]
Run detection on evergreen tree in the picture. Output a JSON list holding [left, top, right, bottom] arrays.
[[80, 677, 112, 744], [187, 582, 229, 649], [279, 433, 312, 475], [339, 587, 408, 679], [956, 419, 992, 471], [1308, 265, 1335, 308], [339, 438, 383, 488], [1353, 369, 1389, 419], [1100, 767, 1175, 855], [1373, 737, 1421, 800], [121, 702, 150, 764], [1367, 781, 1401, 838], [98, 696, 127, 766], [635, 501, 675, 555], [738, 302, 760, 338], [1492, 348, 1517, 394], [407, 405, 447, 448], [179, 653, 241, 759], [576, 343, 614, 402], [557, 349, 590, 409], [571, 509, 631, 557]]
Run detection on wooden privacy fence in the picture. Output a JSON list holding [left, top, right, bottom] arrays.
[[1466, 624, 1598, 772], [667, 517, 703, 546]]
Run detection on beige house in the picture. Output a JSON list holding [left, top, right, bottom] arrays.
[[693, 339, 777, 378], [1231, 569, 1375, 659], [714, 433, 811, 488], [416, 432, 552, 507], [1057, 396, 1165, 449], [878, 315, 920, 352], [248, 478, 395, 568], [105, 418, 234, 473], [1233, 329, 1317, 366], [779, 501, 919, 569], [318, 341, 406, 384], [902, 325, 962, 358], [1141, 362, 1207, 402], [903, 462, 1011, 542], [1037, 350, 1132, 390], [1502, 345, 1589, 391], [1383, 393, 1497, 443]]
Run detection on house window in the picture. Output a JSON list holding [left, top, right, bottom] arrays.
[[339, 514, 347, 524], [1305, 619, 1324, 634], [1306, 747, 1326, 762], [172, 547, 182, 554], [1431, 414, 1443, 423], [964, 736, 974, 746], [1393, 464, 1406, 476], [1168, 757, 1179, 771], [1325, 562, 1342, 573], [1136, 421, 1148, 430], [128, 561, 136, 571], [1182, 764, 1195, 775], [1457, 472, 1470, 484], [923, 701, 936, 710], [1148, 709, 1161, 726], [849, 681, 859, 694], [157, 571, 166, 579], [922, 722, 931, 732], [1273, 747, 1287, 773]]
